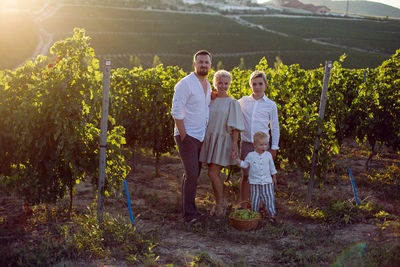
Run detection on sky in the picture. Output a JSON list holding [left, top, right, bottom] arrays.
[[359, 0, 400, 9], [258, 0, 400, 10]]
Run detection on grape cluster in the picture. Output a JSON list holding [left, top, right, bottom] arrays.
[[230, 209, 259, 219]]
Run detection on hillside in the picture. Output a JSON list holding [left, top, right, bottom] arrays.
[[0, 12, 39, 70], [1, 1, 399, 71], [296, 0, 400, 17]]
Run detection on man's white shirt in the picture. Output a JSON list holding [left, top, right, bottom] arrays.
[[238, 95, 280, 150], [171, 72, 211, 142]]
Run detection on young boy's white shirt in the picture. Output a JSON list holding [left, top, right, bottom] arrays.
[[171, 72, 211, 142], [239, 151, 277, 184], [238, 95, 280, 150]]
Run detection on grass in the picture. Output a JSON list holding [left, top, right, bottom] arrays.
[[41, 6, 335, 69], [242, 16, 400, 55], [42, 5, 391, 70], [0, 204, 159, 266], [1, 141, 399, 266], [363, 164, 400, 200]]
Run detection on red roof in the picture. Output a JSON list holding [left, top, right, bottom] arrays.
[[279, 0, 330, 13]]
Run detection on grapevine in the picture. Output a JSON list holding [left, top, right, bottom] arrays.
[[1, 30, 399, 207]]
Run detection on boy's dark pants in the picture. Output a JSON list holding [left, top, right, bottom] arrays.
[[175, 135, 202, 221]]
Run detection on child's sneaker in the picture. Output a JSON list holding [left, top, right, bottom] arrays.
[[259, 206, 268, 219], [185, 217, 199, 225], [268, 216, 278, 226]]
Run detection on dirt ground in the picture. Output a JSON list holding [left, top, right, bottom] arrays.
[[73, 144, 399, 266], [1, 144, 399, 266]]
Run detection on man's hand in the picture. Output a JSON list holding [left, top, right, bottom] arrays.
[[174, 119, 186, 142], [180, 133, 187, 142], [268, 149, 277, 159]]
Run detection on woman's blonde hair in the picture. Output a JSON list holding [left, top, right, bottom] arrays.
[[213, 70, 232, 88], [249, 70, 267, 86]]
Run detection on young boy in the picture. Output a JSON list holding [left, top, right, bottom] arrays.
[[235, 131, 277, 224]]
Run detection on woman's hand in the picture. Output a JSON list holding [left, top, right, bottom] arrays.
[[235, 158, 242, 166], [231, 143, 239, 159]]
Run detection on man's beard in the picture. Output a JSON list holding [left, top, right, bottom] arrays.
[[196, 68, 209, 76]]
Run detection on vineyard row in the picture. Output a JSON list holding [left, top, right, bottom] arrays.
[[0, 29, 398, 206]]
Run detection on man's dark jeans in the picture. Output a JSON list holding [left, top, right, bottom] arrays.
[[175, 135, 202, 221]]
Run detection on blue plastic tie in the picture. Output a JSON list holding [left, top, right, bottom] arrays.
[[349, 168, 360, 205], [124, 179, 135, 223]]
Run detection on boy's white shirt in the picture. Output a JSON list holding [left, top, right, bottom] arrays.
[[238, 95, 280, 150], [239, 151, 277, 185], [171, 72, 211, 142]]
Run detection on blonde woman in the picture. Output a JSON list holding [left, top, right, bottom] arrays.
[[199, 70, 244, 217]]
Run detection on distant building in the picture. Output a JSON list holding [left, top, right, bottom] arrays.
[[179, 0, 281, 13], [231, 0, 258, 3], [212, 0, 258, 4], [274, 0, 330, 14], [181, 0, 260, 6], [162, 0, 181, 4], [314, 5, 330, 14], [181, 0, 201, 4]]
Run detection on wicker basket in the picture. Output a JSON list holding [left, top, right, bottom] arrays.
[[229, 214, 261, 231]]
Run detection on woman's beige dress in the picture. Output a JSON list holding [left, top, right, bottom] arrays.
[[199, 96, 245, 166]]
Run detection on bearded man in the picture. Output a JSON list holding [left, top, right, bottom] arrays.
[[171, 50, 212, 224]]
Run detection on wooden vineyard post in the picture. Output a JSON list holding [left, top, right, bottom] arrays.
[[97, 59, 111, 225], [306, 61, 332, 205]]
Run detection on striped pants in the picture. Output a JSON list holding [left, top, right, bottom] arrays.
[[250, 183, 275, 216]]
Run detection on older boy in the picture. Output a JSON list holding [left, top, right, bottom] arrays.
[[238, 71, 280, 210]]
